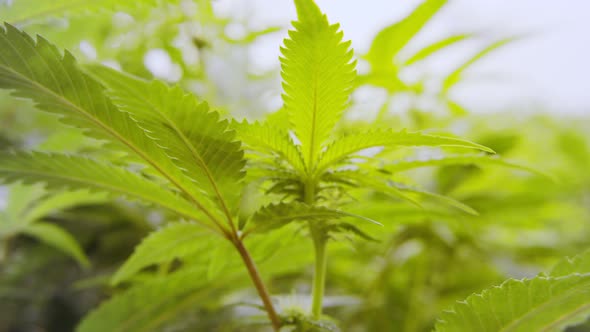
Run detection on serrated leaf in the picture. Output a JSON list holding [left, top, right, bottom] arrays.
[[246, 201, 376, 235], [316, 130, 493, 175], [22, 221, 89, 267], [86, 65, 245, 219], [550, 250, 590, 277], [0, 152, 214, 230], [232, 120, 305, 174], [112, 223, 214, 285], [435, 275, 590, 332], [280, 0, 356, 170], [0, 24, 213, 223]]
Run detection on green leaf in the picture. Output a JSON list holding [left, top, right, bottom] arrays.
[[404, 34, 471, 65], [550, 250, 590, 277], [443, 38, 515, 92], [22, 221, 89, 267], [232, 120, 305, 174], [0, 152, 214, 230], [365, 0, 447, 71], [281, 0, 356, 169], [86, 65, 245, 218], [78, 266, 214, 332], [0, 24, 212, 223], [246, 201, 378, 235], [316, 129, 494, 175], [112, 223, 213, 285], [435, 275, 590, 332]]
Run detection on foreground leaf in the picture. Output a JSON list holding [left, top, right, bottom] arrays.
[[88, 66, 246, 218], [435, 275, 590, 332], [0, 152, 212, 229], [0, 24, 212, 222]]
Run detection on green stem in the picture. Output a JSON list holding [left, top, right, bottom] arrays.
[[304, 178, 328, 319], [310, 225, 327, 319]]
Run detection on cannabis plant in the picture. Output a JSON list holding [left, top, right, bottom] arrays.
[[1, 0, 590, 331]]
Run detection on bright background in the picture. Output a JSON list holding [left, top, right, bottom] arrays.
[[216, 0, 590, 114]]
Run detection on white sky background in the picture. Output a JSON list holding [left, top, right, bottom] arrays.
[[215, 0, 590, 115]]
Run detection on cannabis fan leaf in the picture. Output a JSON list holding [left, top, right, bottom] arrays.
[[87, 65, 246, 217], [436, 251, 590, 332], [280, 0, 356, 170]]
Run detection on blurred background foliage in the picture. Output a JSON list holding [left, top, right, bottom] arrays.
[[0, 0, 589, 331]]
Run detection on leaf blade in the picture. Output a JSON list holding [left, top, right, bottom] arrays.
[[281, 0, 356, 170]]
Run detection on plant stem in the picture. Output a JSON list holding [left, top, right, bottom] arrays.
[[233, 238, 281, 331], [304, 178, 328, 319], [310, 225, 327, 319]]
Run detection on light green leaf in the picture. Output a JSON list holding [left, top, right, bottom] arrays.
[[86, 65, 245, 218], [365, 0, 447, 71], [281, 0, 356, 170], [22, 221, 89, 267], [232, 120, 305, 174], [112, 222, 213, 285], [435, 275, 590, 332], [316, 129, 493, 175], [0, 152, 214, 230], [0, 24, 212, 223], [550, 250, 590, 277], [404, 34, 471, 65], [443, 38, 515, 92]]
